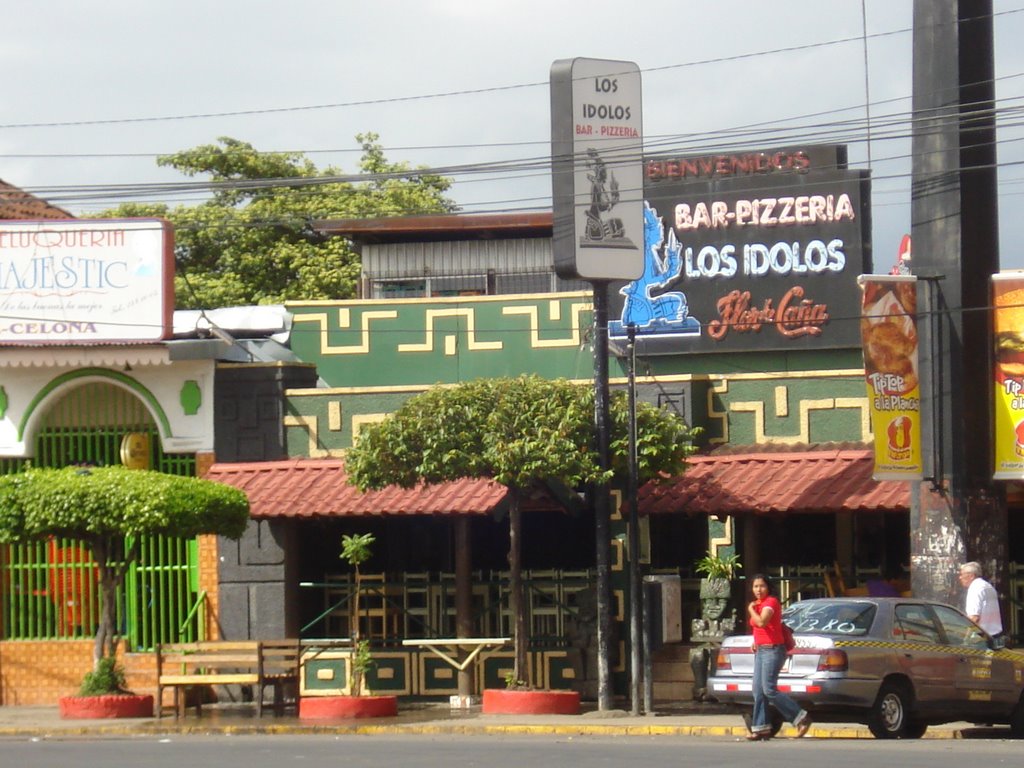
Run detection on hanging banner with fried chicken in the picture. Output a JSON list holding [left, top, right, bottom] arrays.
[[992, 274, 1024, 479], [858, 275, 922, 479]]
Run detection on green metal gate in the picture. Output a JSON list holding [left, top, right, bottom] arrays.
[[0, 381, 201, 649]]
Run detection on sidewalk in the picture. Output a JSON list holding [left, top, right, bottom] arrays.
[[0, 701, 987, 739]]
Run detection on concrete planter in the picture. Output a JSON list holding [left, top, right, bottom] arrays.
[[58, 694, 154, 719], [482, 688, 581, 715], [298, 695, 398, 719]]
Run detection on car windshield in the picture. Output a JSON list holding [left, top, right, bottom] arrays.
[[783, 601, 877, 637]]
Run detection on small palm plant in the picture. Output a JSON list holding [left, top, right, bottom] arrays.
[[694, 552, 742, 581], [340, 532, 376, 696]]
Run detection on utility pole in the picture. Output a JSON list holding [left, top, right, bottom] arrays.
[[910, 1, 1007, 602]]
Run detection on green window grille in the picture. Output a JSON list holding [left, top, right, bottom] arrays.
[[0, 381, 205, 649]]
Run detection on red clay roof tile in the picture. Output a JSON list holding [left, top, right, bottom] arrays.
[[638, 448, 909, 515], [0, 179, 74, 220], [204, 458, 509, 518]]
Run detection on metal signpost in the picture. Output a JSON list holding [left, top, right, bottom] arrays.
[[551, 57, 643, 712]]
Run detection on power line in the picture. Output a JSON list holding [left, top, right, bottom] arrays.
[[4, 7, 1022, 132]]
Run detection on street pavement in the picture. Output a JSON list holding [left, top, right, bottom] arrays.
[[0, 700, 991, 739]]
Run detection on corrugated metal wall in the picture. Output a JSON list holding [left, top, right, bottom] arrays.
[[363, 238, 554, 278]]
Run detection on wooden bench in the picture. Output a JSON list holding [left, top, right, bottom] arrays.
[[155, 640, 301, 719]]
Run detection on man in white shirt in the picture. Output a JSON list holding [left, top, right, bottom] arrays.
[[958, 561, 1003, 637]]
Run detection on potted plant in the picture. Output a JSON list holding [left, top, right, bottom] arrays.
[[690, 551, 741, 700], [58, 656, 154, 719], [481, 670, 582, 716], [299, 532, 398, 719]]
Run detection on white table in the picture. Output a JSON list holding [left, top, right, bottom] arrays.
[[401, 637, 511, 691]]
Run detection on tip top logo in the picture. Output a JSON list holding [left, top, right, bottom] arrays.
[[1015, 420, 1024, 458], [886, 415, 913, 461]]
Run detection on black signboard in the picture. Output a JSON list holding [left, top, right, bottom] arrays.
[[610, 147, 871, 355]]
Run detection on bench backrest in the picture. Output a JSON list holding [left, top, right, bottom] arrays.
[[157, 640, 301, 676]]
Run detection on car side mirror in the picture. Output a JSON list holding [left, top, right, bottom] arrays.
[[990, 635, 1007, 650]]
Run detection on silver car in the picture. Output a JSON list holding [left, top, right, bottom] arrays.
[[707, 597, 1024, 738]]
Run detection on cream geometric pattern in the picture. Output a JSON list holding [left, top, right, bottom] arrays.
[[283, 415, 345, 458], [706, 377, 869, 445], [396, 308, 503, 353], [292, 309, 399, 355], [728, 395, 870, 445], [502, 301, 591, 348], [351, 413, 387, 443]]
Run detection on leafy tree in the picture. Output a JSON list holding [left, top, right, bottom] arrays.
[[346, 375, 699, 685], [0, 466, 250, 675], [92, 134, 456, 308], [340, 532, 376, 695]]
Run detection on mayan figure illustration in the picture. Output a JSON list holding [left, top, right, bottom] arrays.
[[609, 202, 701, 338], [580, 149, 633, 249]]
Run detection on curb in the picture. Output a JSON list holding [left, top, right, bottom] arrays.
[[0, 722, 964, 739]]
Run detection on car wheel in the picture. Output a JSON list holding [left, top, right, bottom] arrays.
[[1010, 700, 1024, 739], [903, 719, 928, 739], [868, 682, 912, 739]]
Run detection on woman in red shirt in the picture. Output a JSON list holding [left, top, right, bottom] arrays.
[[746, 573, 812, 740]]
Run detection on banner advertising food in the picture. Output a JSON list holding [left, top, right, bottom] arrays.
[[992, 274, 1024, 479], [859, 275, 922, 479]]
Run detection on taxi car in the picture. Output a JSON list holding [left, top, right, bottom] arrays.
[[707, 597, 1024, 738]]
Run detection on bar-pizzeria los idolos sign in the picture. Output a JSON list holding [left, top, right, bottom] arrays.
[[0, 219, 173, 344], [609, 144, 870, 353]]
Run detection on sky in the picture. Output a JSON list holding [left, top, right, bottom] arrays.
[[2, 0, 1024, 270]]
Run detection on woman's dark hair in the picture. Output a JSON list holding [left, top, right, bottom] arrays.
[[750, 573, 774, 595]]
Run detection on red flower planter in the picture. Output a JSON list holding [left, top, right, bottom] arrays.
[[482, 689, 581, 715], [59, 694, 154, 719], [298, 695, 398, 720]]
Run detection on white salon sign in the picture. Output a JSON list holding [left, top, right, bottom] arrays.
[[0, 219, 173, 344]]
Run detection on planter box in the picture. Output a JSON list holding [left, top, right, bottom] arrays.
[[59, 694, 154, 719], [482, 688, 581, 715], [298, 694, 398, 719]]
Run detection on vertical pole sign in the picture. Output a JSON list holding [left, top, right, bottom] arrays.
[[551, 58, 644, 713], [858, 275, 923, 479], [551, 58, 644, 281]]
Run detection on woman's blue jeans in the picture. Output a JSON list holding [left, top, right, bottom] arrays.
[[751, 644, 807, 733]]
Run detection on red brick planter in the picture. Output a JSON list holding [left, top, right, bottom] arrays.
[[59, 694, 154, 719], [482, 689, 581, 715], [298, 695, 398, 720]]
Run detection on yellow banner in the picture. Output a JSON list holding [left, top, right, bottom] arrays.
[[859, 276, 922, 479], [993, 275, 1024, 479]]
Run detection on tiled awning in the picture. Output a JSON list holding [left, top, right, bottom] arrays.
[[638, 448, 910, 516], [205, 459, 510, 519]]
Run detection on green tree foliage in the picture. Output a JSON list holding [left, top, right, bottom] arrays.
[[92, 133, 456, 309], [346, 375, 700, 684], [0, 466, 250, 674]]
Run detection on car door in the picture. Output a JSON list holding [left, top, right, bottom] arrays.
[[932, 604, 1016, 717], [892, 603, 953, 712]]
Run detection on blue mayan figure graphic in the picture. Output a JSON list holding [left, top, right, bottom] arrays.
[[609, 202, 701, 338]]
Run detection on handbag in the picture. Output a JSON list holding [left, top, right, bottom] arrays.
[[782, 622, 796, 651]]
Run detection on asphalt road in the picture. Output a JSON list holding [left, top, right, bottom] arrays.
[[1, 733, 1023, 768]]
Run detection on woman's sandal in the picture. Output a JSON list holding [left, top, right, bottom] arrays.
[[745, 731, 770, 741]]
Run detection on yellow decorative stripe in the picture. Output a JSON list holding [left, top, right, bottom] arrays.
[[397, 308, 502, 352], [283, 415, 346, 458], [292, 309, 399, 355], [502, 301, 590, 348]]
